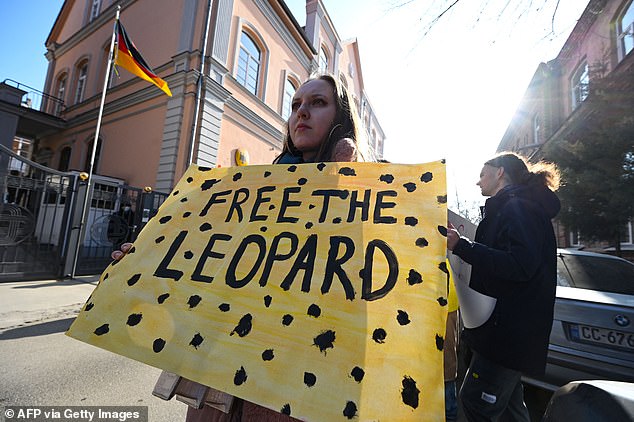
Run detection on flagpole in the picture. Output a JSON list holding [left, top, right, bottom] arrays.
[[70, 6, 121, 278]]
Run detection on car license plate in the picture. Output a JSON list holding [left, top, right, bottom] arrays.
[[569, 324, 634, 351]]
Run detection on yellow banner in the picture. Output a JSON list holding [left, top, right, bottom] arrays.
[[67, 161, 448, 421]]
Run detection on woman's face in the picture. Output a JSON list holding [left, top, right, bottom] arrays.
[[288, 79, 337, 161], [477, 164, 504, 197]]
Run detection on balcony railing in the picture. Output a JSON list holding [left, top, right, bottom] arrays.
[[2, 79, 65, 117]]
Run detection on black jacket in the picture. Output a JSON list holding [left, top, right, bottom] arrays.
[[452, 184, 561, 376]]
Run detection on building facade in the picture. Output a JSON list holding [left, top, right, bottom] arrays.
[[35, 0, 385, 192], [496, 0, 634, 253]]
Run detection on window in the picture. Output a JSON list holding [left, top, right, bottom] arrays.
[[89, 0, 102, 22], [75, 62, 88, 104], [617, 1, 634, 61], [533, 114, 541, 144], [236, 31, 261, 96], [570, 230, 581, 246], [281, 78, 297, 121], [55, 74, 66, 115], [571, 62, 589, 110], [620, 219, 633, 244], [58, 146, 72, 172], [319, 46, 329, 73]]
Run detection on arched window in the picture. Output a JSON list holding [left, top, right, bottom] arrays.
[[617, 1, 634, 61], [319, 46, 329, 73], [75, 61, 89, 104], [55, 74, 67, 115], [84, 138, 102, 173], [533, 114, 541, 144], [571, 61, 588, 110], [58, 146, 72, 171], [236, 31, 261, 95], [281, 78, 298, 120]]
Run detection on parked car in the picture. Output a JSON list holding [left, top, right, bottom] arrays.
[[522, 248, 634, 391]]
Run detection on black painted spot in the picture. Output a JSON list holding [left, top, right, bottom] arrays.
[[157, 293, 170, 304], [260, 226, 268, 232], [187, 177, 194, 183], [339, 167, 356, 176], [401, 376, 420, 409], [372, 328, 387, 344], [282, 314, 294, 326], [379, 174, 394, 184], [397, 310, 410, 326], [350, 366, 365, 383], [159, 216, 172, 224], [415, 238, 429, 248], [94, 324, 109, 336], [180, 197, 188, 203], [264, 295, 272, 308], [304, 372, 317, 387], [287, 165, 297, 172], [333, 217, 342, 224], [405, 217, 418, 226], [436, 334, 444, 351], [298, 178, 307, 185], [262, 349, 274, 361], [317, 163, 326, 171], [233, 173, 242, 182], [343, 401, 358, 419], [200, 222, 212, 232], [438, 261, 448, 274], [190, 333, 204, 349], [268, 203, 276, 211], [127, 313, 142, 326], [305, 222, 313, 229], [403, 182, 417, 192], [437, 195, 447, 204], [201, 179, 221, 191], [231, 314, 253, 337], [188, 295, 202, 309], [421, 172, 433, 183], [155, 236, 165, 244], [313, 330, 336, 353], [85, 302, 94, 311], [184, 250, 194, 259], [199, 166, 211, 171], [234, 366, 247, 385], [438, 225, 448, 236], [183, 212, 191, 218], [307, 304, 321, 318], [110, 259, 119, 267], [153, 338, 166, 353], [128, 247, 136, 254], [173, 190, 180, 196], [437, 297, 448, 306], [264, 171, 271, 177], [407, 269, 423, 285], [281, 404, 291, 416], [219, 303, 230, 312], [103, 274, 109, 281], [127, 274, 141, 286]]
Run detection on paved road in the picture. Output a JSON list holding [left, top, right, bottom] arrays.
[[0, 317, 187, 421]]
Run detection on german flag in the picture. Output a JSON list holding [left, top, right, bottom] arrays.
[[114, 21, 172, 96]]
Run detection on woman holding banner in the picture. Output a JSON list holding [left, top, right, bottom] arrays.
[[447, 152, 560, 422], [113, 73, 373, 421]]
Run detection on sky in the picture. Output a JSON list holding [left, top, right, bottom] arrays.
[[0, 0, 589, 210]]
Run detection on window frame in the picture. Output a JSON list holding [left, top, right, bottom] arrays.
[[571, 61, 589, 110], [74, 61, 89, 104], [236, 30, 262, 97], [55, 73, 67, 115], [617, 0, 634, 62], [281, 76, 298, 121], [89, 0, 102, 22], [319, 45, 329, 74]]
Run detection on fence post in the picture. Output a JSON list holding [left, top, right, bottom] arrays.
[[63, 175, 91, 278]]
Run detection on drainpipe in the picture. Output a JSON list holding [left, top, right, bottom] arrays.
[[187, 0, 214, 168]]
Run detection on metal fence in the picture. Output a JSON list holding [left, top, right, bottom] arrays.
[[0, 145, 168, 281]]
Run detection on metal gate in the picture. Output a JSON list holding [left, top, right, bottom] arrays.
[[0, 145, 168, 281]]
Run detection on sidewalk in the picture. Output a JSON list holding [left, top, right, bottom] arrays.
[[0, 275, 99, 331]]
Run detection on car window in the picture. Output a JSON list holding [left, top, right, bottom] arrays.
[[557, 254, 634, 295]]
